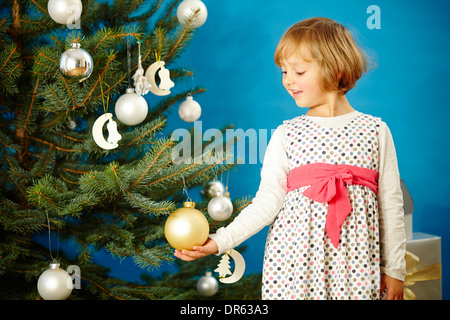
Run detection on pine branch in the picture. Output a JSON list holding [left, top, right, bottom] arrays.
[[127, 138, 174, 189], [124, 0, 163, 25]]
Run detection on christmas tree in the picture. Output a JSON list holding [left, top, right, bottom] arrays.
[[0, 0, 260, 300]]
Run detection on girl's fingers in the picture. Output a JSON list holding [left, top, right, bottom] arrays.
[[173, 238, 219, 261], [174, 248, 208, 261], [174, 249, 195, 261]]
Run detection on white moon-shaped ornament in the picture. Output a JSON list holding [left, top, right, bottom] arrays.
[[145, 61, 174, 96], [92, 113, 122, 150], [216, 249, 246, 284]]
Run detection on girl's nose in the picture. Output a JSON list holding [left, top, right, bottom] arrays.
[[283, 72, 295, 85]]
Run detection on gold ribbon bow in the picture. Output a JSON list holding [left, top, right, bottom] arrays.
[[404, 251, 442, 300]]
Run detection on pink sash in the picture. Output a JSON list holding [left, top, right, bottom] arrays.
[[287, 163, 378, 248]]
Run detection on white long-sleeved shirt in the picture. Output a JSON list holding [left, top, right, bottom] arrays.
[[209, 111, 406, 281]]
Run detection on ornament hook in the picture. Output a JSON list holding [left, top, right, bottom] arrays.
[[182, 176, 192, 202]]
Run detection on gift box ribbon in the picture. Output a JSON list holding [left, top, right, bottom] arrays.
[[404, 251, 442, 300]]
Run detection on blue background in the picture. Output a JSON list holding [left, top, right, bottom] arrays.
[[99, 0, 450, 299]]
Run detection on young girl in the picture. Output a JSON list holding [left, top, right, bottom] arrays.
[[175, 17, 406, 300]]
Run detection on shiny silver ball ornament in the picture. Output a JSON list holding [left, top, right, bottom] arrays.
[[197, 272, 218, 297], [48, 0, 82, 25], [177, 0, 208, 28], [37, 263, 73, 300], [60, 42, 93, 82], [178, 95, 201, 122], [115, 88, 148, 126], [207, 194, 233, 221], [201, 180, 225, 200]]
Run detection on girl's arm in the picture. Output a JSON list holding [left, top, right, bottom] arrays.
[[377, 122, 407, 282], [176, 124, 290, 261]]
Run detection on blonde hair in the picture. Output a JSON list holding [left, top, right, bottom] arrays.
[[274, 17, 368, 94]]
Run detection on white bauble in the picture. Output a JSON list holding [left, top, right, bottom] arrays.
[[68, 120, 76, 129], [37, 263, 73, 300], [48, 0, 82, 25], [115, 88, 148, 126], [177, 0, 207, 28], [59, 42, 93, 82], [207, 195, 233, 221], [197, 272, 218, 297], [178, 95, 201, 122]]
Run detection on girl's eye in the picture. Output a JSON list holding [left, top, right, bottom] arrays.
[[296, 71, 305, 75]]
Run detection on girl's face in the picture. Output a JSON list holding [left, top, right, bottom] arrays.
[[280, 53, 329, 110]]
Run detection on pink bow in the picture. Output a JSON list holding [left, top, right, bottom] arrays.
[[287, 163, 378, 248]]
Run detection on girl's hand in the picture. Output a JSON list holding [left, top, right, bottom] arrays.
[[174, 238, 219, 261], [380, 274, 404, 300]]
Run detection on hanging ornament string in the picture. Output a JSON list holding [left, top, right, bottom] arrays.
[[155, 28, 163, 62], [69, 35, 84, 45], [189, 70, 195, 95], [224, 170, 230, 198], [45, 210, 59, 262], [127, 38, 132, 88], [100, 76, 110, 115], [182, 72, 195, 107], [182, 176, 192, 202]]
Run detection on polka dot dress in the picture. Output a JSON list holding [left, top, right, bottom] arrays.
[[262, 112, 382, 300]]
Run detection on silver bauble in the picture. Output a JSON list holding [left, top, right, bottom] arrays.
[[115, 88, 148, 126], [37, 263, 73, 300], [207, 195, 233, 221], [201, 180, 225, 200], [178, 95, 201, 122], [197, 272, 218, 297], [48, 0, 82, 25], [176, 0, 208, 28], [60, 42, 93, 82]]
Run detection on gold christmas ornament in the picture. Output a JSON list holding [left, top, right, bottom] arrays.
[[164, 202, 209, 251]]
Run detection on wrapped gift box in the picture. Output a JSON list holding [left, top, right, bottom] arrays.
[[405, 232, 442, 300]]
